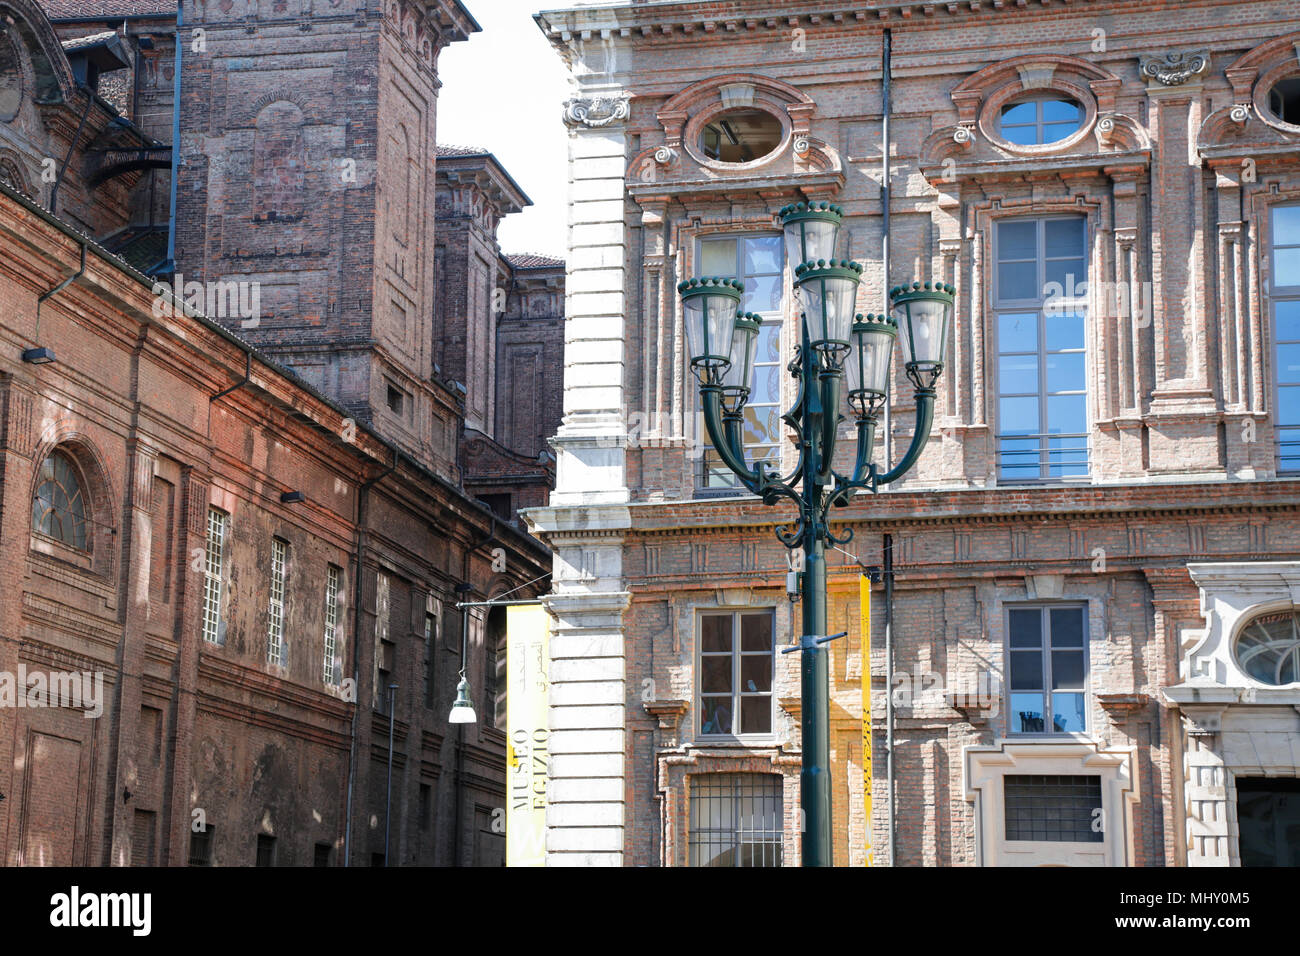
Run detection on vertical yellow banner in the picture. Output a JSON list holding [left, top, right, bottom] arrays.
[[506, 603, 550, 867], [860, 574, 873, 867]]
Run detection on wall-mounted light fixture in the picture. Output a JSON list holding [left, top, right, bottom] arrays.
[[280, 490, 305, 504], [21, 347, 55, 364]]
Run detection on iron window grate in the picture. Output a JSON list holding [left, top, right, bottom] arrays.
[[689, 772, 783, 867], [1004, 774, 1103, 842]]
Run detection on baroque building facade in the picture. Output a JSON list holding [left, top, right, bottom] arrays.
[[527, 0, 1300, 866], [0, 0, 562, 866]]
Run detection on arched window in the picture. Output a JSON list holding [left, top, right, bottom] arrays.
[[1234, 609, 1300, 686], [31, 451, 89, 550], [999, 94, 1083, 146]]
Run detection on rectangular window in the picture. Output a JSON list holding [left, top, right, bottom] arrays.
[[1004, 774, 1103, 842], [255, 833, 276, 867], [423, 608, 437, 709], [1272, 205, 1300, 472], [695, 234, 784, 491], [699, 609, 774, 736], [995, 217, 1089, 481], [1007, 605, 1087, 734], [323, 565, 341, 685], [419, 783, 432, 831], [188, 824, 214, 866], [266, 538, 287, 666], [131, 810, 156, 866], [314, 843, 332, 867], [201, 507, 228, 645], [689, 773, 783, 867]]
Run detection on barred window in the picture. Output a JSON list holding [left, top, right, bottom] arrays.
[[201, 508, 228, 645], [266, 538, 287, 666], [32, 451, 89, 551], [323, 564, 341, 685], [689, 773, 783, 867], [1004, 774, 1103, 842]]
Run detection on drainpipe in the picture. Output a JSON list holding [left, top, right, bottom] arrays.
[[49, 84, 95, 217], [343, 451, 397, 866], [35, 241, 87, 342], [881, 28, 893, 469], [884, 533, 895, 866], [161, 0, 182, 274]]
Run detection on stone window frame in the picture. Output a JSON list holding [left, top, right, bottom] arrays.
[[1247, 43, 1300, 137], [28, 436, 115, 579], [963, 739, 1139, 866], [656, 748, 800, 867], [1183, 562, 1300, 695], [977, 75, 1099, 157]]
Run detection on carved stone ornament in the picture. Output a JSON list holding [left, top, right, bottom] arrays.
[[1138, 50, 1210, 86], [563, 95, 631, 128], [653, 145, 679, 165], [953, 124, 975, 146], [1229, 103, 1250, 125]]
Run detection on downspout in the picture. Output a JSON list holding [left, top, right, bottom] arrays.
[[343, 451, 397, 866], [49, 83, 96, 217], [884, 533, 895, 866], [881, 28, 893, 470], [161, 1, 182, 274], [35, 241, 87, 342]]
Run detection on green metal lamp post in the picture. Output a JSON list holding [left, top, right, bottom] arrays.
[[677, 201, 955, 867]]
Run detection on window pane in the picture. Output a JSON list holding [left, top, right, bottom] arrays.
[[1045, 312, 1085, 351], [998, 260, 1039, 301], [1000, 396, 1040, 435], [1001, 123, 1040, 146], [1045, 218, 1085, 257], [744, 235, 783, 275], [740, 613, 772, 652], [743, 273, 782, 314], [1278, 386, 1300, 427], [998, 221, 1037, 261], [700, 696, 733, 735], [742, 404, 780, 446], [1051, 692, 1086, 733], [1001, 101, 1036, 125], [1275, 205, 1300, 246], [700, 239, 737, 277], [1046, 394, 1086, 434], [1044, 257, 1086, 294], [999, 354, 1039, 394], [1009, 608, 1042, 648], [1278, 343, 1300, 385], [1010, 650, 1043, 691], [1051, 651, 1085, 690], [1050, 608, 1084, 647], [999, 312, 1037, 351], [1046, 352, 1085, 392], [740, 696, 771, 734], [1042, 99, 1081, 123], [740, 655, 771, 693], [701, 615, 732, 653], [1010, 693, 1047, 733], [701, 655, 731, 694], [1274, 247, 1300, 283], [999, 438, 1040, 479], [1277, 301, 1300, 343]]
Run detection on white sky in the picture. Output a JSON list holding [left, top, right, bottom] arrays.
[[438, 1, 573, 258]]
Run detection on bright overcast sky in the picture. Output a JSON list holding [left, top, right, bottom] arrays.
[[439, 1, 573, 258]]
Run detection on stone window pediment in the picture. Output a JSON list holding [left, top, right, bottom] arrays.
[[921, 55, 1146, 185], [628, 73, 842, 200]]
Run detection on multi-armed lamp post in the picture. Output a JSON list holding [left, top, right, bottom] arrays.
[[678, 202, 955, 867]]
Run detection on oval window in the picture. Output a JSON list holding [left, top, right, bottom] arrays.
[[999, 95, 1083, 146], [1234, 609, 1300, 685], [700, 109, 783, 164], [1268, 76, 1300, 126]]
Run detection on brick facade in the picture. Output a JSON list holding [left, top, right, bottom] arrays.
[[527, 0, 1300, 866], [0, 0, 563, 867]]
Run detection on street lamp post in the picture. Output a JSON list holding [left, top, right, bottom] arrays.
[[677, 201, 955, 867]]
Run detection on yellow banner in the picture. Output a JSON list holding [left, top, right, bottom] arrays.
[[506, 603, 550, 867], [861, 574, 873, 867]]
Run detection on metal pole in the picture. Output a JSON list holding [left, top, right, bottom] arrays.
[[881, 28, 893, 468], [384, 682, 397, 866], [884, 534, 896, 866]]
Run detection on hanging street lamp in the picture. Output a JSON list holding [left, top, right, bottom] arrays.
[[677, 200, 955, 867]]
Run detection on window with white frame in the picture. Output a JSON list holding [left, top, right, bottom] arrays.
[[266, 537, 287, 666], [1007, 605, 1087, 734], [689, 773, 783, 867], [699, 609, 774, 736], [201, 507, 228, 645], [323, 564, 341, 685], [995, 216, 1089, 481], [1272, 204, 1300, 472], [695, 234, 784, 491]]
